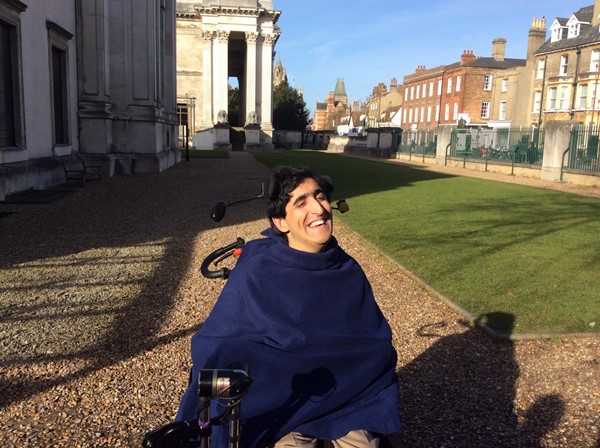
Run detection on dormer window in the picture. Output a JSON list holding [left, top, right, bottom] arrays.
[[550, 18, 566, 42], [568, 22, 580, 38], [551, 27, 564, 42]]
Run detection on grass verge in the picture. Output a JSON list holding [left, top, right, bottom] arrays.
[[253, 150, 600, 336]]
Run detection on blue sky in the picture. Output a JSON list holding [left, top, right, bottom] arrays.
[[274, 0, 584, 116]]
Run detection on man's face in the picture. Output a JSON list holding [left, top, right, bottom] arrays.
[[272, 178, 333, 253]]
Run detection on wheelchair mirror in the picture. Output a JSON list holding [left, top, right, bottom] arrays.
[[211, 201, 227, 222]]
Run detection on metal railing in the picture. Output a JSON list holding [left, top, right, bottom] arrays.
[[449, 127, 544, 166], [398, 129, 438, 156], [567, 124, 600, 173]]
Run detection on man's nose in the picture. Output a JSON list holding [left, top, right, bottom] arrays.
[[308, 197, 327, 213]]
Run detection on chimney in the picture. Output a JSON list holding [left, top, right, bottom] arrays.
[[595, 0, 600, 26], [461, 50, 476, 65], [527, 17, 547, 63], [415, 65, 426, 72], [492, 38, 506, 62], [390, 77, 398, 89]]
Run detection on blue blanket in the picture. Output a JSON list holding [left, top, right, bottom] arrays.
[[176, 229, 401, 447]]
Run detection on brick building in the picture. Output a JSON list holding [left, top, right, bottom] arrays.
[[313, 79, 349, 131]]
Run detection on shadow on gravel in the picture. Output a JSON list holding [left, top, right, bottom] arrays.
[[0, 155, 270, 409], [390, 313, 566, 447]]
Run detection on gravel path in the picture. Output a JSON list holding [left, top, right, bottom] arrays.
[[0, 152, 598, 447]]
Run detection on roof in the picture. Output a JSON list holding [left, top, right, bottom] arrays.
[[464, 57, 526, 69], [536, 5, 600, 55], [334, 79, 347, 97]]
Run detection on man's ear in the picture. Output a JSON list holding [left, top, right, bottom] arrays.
[[272, 216, 289, 234]]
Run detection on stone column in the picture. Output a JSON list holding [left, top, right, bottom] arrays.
[[245, 32, 258, 124], [213, 30, 230, 122], [436, 126, 454, 165], [260, 33, 275, 131], [201, 30, 214, 128], [541, 120, 576, 181]]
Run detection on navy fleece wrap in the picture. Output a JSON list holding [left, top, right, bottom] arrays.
[[176, 229, 401, 447]]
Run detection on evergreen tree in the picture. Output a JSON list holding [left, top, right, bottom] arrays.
[[228, 86, 240, 127], [273, 80, 309, 131]]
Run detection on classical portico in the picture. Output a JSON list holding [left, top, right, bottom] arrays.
[[176, 1, 281, 149]]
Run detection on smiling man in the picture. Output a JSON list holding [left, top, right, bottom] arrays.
[[177, 166, 401, 448]]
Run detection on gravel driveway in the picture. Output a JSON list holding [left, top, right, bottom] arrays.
[[0, 152, 598, 447]]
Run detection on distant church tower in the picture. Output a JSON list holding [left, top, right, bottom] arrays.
[[333, 78, 348, 106], [273, 58, 287, 86]]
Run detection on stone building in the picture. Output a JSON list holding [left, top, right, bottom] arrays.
[[364, 78, 403, 128], [532, 2, 600, 127], [175, 0, 281, 149], [273, 57, 287, 87], [0, 0, 178, 200]]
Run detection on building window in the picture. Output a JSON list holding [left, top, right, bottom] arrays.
[[590, 49, 600, 72], [456, 75, 461, 92], [453, 103, 458, 120], [501, 79, 509, 92], [568, 22, 580, 38], [536, 59, 545, 79], [420, 106, 425, 122], [437, 79, 442, 96], [0, 19, 17, 148], [429, 81, 433, 97], [404, 88, 408, 101], [551, 26, 564, 42], [435, 104, 440, 122], [447, 77, 452, 94], [427, 105, 432, 122], [47, 21, 73, 146], [444, 103, 450, 120], [51, 45, 69, 144], [559, 55, 569, 76], [548, 87, 557, 110], [533, 91, 541, 113], [558, 85, 569, 110], [410, 86, 414, 100], [408, 108, 413, 123], [416, 84, 420, 99], [499, 101, 507, 120], [0, 3, 26, 150], [481, 102, 490, 119], [578, 84, 588, 109], [483, 74, 493, 91]]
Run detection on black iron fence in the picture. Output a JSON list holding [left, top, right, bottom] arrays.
[[567, 124, 600, 173], [449, 127, 544, 166]]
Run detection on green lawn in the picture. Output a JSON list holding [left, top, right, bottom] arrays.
[[253, 150, 600, 336]]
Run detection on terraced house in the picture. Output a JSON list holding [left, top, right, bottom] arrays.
[[533, 2, 600, 127]]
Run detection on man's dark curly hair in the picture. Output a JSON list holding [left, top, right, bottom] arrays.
[[267, 165, 334, 234]]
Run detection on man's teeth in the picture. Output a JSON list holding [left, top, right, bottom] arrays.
[[309, 219, 324, 228]]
